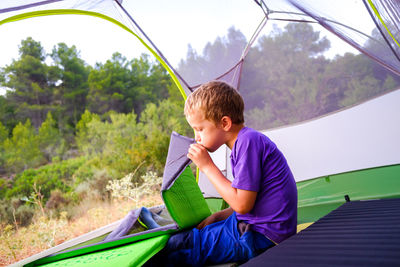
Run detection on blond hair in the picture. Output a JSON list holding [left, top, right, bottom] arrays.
[[184, 81, 244, 124]]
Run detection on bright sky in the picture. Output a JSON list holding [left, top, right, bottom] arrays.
[[0, 15, 147, 67], [0, 0, 367, 96]]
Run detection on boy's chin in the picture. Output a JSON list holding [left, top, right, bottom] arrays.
[[206, 146, 218, 153], [198, 143, 219, 153]]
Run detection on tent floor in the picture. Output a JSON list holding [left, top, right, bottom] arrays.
[[241, 198, 400, 266]]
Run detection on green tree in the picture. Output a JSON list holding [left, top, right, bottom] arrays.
[[128, 54, 171, 114], [0, 94, 17, 132], [320, 52, 399, 111], [99, 111, 142, 176], [0, 121, 8, 143], [2, 120, 44, 173], [75, 110, 101, 155], [87, 53, 131, 114], [75, 110, 144, 180], [0, 121, 8, 174], [38, 112, 65, 162], [362, 26, 400, 92], [241, 23, 330, 129], [74, 99, 191, 179], [167, 80, 185, 105], [50, 43, 90, 131], [2, 37, 58, 129], [139, 99, 192, 172], [87, 53, 172, 117], [178, 26, 247, 86]]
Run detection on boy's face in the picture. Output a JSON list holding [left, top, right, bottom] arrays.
[[186, 110, 226, 153]]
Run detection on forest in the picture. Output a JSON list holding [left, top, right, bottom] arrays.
[[0, 22, 399, 228]]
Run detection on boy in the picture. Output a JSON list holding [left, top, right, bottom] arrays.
[[147, 81, 297, 266]]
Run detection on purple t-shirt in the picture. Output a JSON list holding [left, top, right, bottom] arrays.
[[230, 127, 297, 244]]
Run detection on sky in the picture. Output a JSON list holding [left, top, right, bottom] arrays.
[[0, 0, 366, 96]]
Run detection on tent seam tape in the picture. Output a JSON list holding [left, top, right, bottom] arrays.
[[367, 0, 400, 48]]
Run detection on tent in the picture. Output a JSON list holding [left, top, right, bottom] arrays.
[[201, 88, 400, 223], [1, 0, 400, 266]]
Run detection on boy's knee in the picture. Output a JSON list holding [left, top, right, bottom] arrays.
[[166, 230, 194, 251]]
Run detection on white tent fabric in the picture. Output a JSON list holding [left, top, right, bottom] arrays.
[[265, 88, 400, 182]]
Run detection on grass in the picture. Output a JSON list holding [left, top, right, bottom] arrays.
[[0, 194, 163, 266]]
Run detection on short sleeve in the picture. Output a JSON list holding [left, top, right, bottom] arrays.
[[231, 135, 262, 192]]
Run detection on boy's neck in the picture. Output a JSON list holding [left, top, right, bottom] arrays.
[[225, 124, 244, 150]]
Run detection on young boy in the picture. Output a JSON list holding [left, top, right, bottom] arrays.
[[147, 81, 297, 266]]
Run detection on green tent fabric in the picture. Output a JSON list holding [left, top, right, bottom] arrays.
[[38, 235, 169, 267], [161, 131, 211, 229], [162, 166, 211, 229]]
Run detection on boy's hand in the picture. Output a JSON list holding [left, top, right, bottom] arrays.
[[196, 213, 221, 230], [187, 143, 214, 172], [196, 208, 233, 229]]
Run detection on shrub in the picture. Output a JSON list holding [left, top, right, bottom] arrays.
[[14, 205, 35, 227], [106, 171, 162, 208], [0, 198, 35, 227], [74, 168, 112, 201], [45, 189, 68, 210], [0, 177, 11, 199], [71, 158, 96, 186], [89, 169, 112, 200], [38, 112, 67, 162], [0, 199, 14, 225], [5, 157, 86, 202], [2, 120, 44, 173]]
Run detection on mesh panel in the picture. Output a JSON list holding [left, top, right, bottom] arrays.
[[2, 0, 400, 130], [289, 0, 400, 76]]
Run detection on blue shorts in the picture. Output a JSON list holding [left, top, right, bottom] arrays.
[[147, 212, 274, 266]]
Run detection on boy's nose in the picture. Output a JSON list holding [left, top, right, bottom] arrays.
[[195, 133, 201, 143]]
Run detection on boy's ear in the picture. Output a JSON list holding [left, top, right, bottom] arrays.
[[220, 116, 232, 131]]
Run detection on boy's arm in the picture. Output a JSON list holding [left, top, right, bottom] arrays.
[[188, 144, 257, 214]]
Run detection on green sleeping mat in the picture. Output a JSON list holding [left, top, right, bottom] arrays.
[[39, 235, 169, 267]]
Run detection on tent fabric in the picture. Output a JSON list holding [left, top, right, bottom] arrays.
[[161, 132, 211, 229], [34, 235, 170, 267], [103, 207, 173, 242], [1, 0, 399, 125], [296, 163, 400, 224], [288, 0, 400, 76], [365, 0, 400, 52], [161, 131, 211, 229], [162, 166, 211, 229], [8, 219, 123, 267], [102, 207, 148, 242], [0, 0, 188, 99], [242, 198, 400, 266], [26, 223, 177, 266], [2, 1, 400, 185], [199, 89, 400, 198], [1, 1, 400, 265], [161, 131, 195, 191], [264, 88, 400, 182]]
